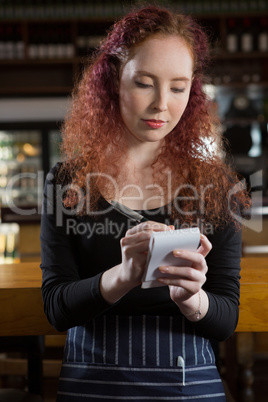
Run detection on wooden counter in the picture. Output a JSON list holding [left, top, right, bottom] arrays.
[[0, 258, 267, 336], [0, 262, 59, 336], [237, 257, 268, 332]]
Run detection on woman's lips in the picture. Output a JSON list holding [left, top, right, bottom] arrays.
[[142, 119, 166, 129]]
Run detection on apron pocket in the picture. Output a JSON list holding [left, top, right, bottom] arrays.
[[57, 361, 226, 401]]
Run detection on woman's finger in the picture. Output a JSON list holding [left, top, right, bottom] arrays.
[[158, 265, 207, 284], [126, 221, 172, 236], [197, 234, 212, 257], [123, 243, 150, 259], [121, 230, 152, 246], [171, 249, 208, 271], [158, 276, 202, 293]]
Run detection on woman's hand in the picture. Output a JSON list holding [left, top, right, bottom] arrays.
[[120, 221, 172, 286], [158, 234, 212, 320], [100, 221, 171, 304]]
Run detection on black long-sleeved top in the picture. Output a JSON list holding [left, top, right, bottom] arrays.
[[40, 163, 242, 341]]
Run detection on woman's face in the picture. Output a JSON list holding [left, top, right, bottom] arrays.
[[119, 35, 193, 147]]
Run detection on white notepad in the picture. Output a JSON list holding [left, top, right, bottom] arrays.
[[141, 227, 200, 289]]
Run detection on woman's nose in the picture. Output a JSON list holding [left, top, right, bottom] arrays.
[[151, 89, 168, 112]]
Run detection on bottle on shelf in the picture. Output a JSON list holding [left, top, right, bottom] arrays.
[[56, 26, 66, 59], [63, 26, 75, 59], [28, 26, 39, 59], [0, 132, 13, 160], [4, 24, 15, 59], [258, 17, 268, 52], [47, 27, 58, 59], [241, 18, 254, 53], [38, 26, 48, 59], [226, 18, 239, 53], [76, 25, 88, 57], [14, 25, 24, 59], [0, 25, 4, 59]]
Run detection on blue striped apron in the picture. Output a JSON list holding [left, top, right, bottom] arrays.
[[57, 315, 226, 401]]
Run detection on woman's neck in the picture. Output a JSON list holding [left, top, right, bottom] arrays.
[[101, 139, 170, 210], [124, 140, 163, 171], [109, 153, 170, 211]]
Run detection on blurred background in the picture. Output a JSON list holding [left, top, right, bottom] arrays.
[[0, 1, 267, 401]]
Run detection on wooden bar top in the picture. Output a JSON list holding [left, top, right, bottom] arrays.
[[0, 262, 42, 289], [237, 257, 268, 332], [0, 262, 60, 336], [0, 258, 268, 336]]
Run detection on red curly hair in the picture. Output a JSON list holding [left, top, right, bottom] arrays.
[[59, 4, 250, 228]]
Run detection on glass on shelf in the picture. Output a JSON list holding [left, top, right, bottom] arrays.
[[0, 223, 20, 264]]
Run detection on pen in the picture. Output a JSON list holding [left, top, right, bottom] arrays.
[[110, 200, 148, 223]]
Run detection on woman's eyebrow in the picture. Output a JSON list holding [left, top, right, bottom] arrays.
[[135, 70, 190, 82]]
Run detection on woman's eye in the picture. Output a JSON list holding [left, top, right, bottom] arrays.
[[172, 88, 185, 93], [135, 81, 152, 88]]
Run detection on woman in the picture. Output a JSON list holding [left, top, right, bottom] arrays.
[[40, 5, 250, 401]]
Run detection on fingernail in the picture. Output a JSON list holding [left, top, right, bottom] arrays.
[[173, 250, 181, 256], [159, 266, 169, 273], [169, 225, 175, 230]]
